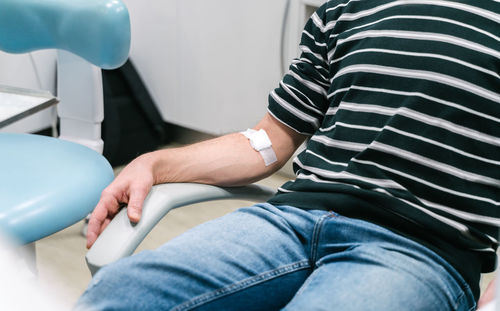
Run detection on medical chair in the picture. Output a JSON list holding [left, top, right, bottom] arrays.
[[0, 0, 130, 271]]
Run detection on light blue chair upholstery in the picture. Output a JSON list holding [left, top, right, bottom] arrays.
[[0, 0, 130, 70], [0, 134, 114, 243], [0, 0, 130, 244]]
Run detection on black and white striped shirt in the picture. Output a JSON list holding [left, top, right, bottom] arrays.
[[267, 0, 499, 298]]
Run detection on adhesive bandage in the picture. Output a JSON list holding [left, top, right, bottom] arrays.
[[241, 129, 278, 166]]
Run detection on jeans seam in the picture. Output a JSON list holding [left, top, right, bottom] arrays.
[[310, 214, 330, 265], [466, 301, 476, 311], [170, 260, 311, 311], [454, 285, 476, 311]]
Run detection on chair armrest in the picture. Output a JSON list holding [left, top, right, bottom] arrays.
[[0, 0, 130, 69], [86, 183, 276, 275]]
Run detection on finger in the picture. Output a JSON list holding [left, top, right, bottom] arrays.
[[86, 195, 118, 248], [87, 215, 113, 249], [99, 218, 112, 234], [86, 230, 98, 249], [127, 184, 150, 223]]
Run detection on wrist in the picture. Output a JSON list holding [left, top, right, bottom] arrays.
[[133, 151, 162, 184], [142, 149, 178, 185]]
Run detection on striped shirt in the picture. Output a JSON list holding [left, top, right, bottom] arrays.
[[267, 0, 499, 299]]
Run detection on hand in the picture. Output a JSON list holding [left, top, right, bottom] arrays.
[[86, 154, 155, 248], [478, 278, 496, 309]]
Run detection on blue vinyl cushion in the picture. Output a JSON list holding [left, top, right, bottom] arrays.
[[0, 133, 114, 244], [0, 0, 130, 69]]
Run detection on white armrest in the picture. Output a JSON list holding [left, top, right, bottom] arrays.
[[86, 182, 276, 275]]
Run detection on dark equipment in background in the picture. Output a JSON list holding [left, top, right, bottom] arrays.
[[102, 60, 168, 167]]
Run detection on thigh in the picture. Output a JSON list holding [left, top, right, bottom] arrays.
[[283, 240, 475, 311], [76, 204, 318, 311]]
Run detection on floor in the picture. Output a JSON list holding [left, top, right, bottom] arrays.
[[34, 146, 495, 309]]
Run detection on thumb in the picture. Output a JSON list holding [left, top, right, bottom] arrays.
[[127, 185, 149, 223]]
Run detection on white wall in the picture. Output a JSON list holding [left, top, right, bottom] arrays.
[[124, 0, 313, 135]]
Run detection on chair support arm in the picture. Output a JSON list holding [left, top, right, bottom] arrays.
[[86, 183, 276, 275]]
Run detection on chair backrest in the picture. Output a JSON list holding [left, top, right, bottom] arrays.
[[0, 0, 130, 69], [0, 0, 130, 152]]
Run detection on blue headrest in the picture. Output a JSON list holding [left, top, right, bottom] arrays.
[[0, 0, 130, 69]]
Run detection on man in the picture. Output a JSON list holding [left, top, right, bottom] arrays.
[[77, 0, 499, 310]]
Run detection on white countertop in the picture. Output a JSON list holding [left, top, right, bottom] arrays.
[[0, 86, 57, 128]]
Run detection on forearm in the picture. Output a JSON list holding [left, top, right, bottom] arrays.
[[146, 113, 305, 187], [147, 134, 269, 186], [86, 114, 305, 248]]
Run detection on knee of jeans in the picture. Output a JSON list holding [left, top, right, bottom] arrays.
[[88, 254, 149, 295], [76, 258, 143, 310], [85, 260, 126, 293]]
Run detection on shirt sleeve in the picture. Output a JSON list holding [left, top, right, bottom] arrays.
[[268, 4, 330, 135]]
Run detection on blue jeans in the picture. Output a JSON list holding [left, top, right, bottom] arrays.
[[75, 204, 476, 311]]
